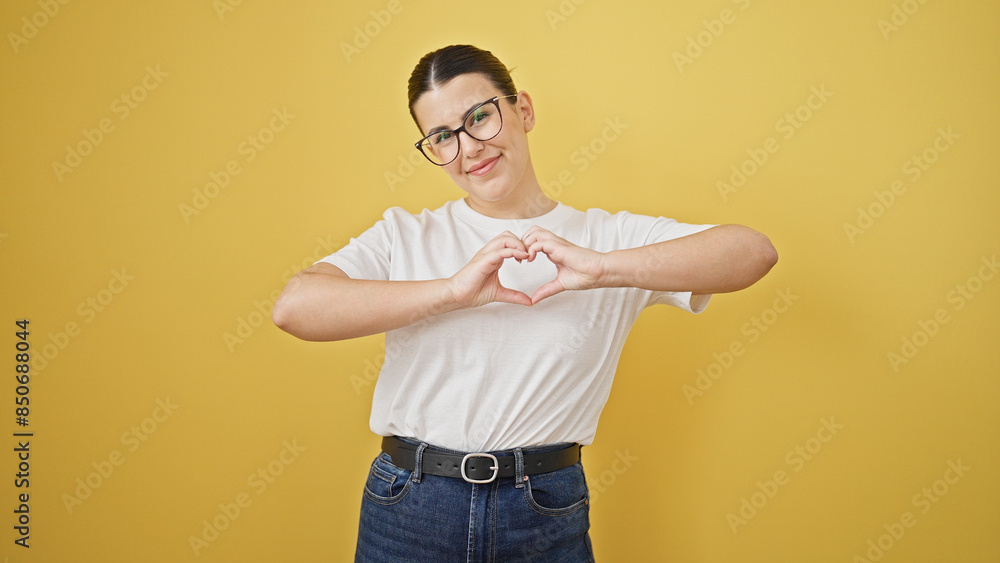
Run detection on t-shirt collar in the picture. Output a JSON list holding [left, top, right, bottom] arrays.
[[453, 197, 574, 234]]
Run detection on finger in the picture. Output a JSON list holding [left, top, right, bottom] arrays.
[[521, 225, 551, 240], [498, 230, 526, 244], [523, 233, 553, 262], [494, 286, 533, 306], [491, 232, 528, 254], [522, 226, 561, 244], [525, 237, 560, 263], [520, 226, 544, 252], [474, 253, 527, 280], [496, 247, 530, 262], [530, 279, 565, 305]]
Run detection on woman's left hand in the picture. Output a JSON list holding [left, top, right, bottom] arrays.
[[521, 226, 608, 304]]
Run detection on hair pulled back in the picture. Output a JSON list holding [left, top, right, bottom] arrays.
[[407, 45, 517, 126]]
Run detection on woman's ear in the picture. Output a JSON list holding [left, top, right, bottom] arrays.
[[515, 91, 536, 133]]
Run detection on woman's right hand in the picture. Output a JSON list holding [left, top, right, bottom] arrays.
[[446, 231, 533, 308]]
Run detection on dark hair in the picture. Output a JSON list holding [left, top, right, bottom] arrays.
[[407, 45, 517, 127]]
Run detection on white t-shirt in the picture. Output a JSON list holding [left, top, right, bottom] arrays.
[[320, 199, 713, 452]]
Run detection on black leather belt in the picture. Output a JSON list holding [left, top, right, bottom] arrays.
[[382, 436, 581, 484]]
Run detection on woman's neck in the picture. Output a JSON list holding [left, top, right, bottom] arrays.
[[465, 166, 557, 219], [466, 192, 556, 219]]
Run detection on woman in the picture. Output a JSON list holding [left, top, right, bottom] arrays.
[[273, 44, 777, 562]]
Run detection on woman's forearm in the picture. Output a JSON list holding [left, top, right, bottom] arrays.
[[274, 232, 543, 341], [600, 224, 778, 294], [272, 264, 459, 342]]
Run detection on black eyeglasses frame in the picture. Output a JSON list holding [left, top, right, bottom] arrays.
[[414, 94, 519, 166]]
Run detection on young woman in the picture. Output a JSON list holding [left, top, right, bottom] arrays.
[[273, 44, 777, 562]]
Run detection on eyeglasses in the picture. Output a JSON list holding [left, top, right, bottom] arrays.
[[414, 94, 518, 166]]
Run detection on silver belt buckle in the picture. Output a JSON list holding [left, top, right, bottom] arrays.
[[461, 453, 499, 484]]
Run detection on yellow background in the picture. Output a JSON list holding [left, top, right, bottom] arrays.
[[2, 0, 998, 561]]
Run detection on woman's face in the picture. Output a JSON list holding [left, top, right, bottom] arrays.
[[412, 73, 537, 213]]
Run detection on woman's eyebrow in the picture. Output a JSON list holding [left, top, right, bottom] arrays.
[[426, 100, 485, 135]]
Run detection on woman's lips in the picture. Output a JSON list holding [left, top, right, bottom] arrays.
[[468, 156, 499, 176]]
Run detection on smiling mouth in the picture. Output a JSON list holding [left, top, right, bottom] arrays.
[[468, 156, 500, 176]]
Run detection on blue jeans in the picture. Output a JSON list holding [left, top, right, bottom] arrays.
[[355, 440, 595, 562]]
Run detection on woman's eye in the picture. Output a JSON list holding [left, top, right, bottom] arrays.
[[433, 131, 453, 144], [470, 108, 492, 125]]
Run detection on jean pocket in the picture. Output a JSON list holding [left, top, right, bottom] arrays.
[[363, 452, 413, 505], [523, 461, 590, 516]]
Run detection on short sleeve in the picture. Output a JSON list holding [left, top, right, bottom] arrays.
[[633, 215, 716, 313], [315, 214, 394, 281]]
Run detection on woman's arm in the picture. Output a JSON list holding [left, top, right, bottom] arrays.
[[272, 231, 533, 341], [522, 224, 778, 304], [274, 224, 777, 340]]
